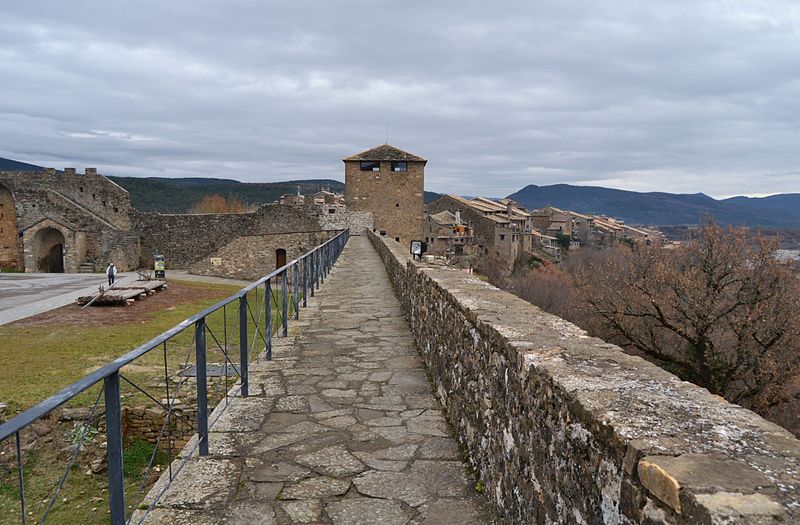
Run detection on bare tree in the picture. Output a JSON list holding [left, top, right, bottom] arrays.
[[189, 194, 253, 213], [576, 220, 800, 411]]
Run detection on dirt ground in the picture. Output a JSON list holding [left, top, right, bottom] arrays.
[[9, 281, 237, 328]]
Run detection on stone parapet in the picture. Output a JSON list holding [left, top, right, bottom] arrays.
[[368, 230, 800, 524]]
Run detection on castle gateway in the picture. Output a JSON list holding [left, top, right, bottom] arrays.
[[343, 144, 425, 246]]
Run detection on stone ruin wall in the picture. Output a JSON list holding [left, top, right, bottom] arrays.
[[135, 203, 368, 280], [368, 230, 800, 524], [188, 230, 336, 281], [0, 168, 138, 272]]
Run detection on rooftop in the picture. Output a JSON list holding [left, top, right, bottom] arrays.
[[343, 144, 427, 162]]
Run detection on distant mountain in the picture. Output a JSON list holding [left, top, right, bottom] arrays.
[[424, 191, 443, 204], [722, 194, 800, 215], [110, 176, 346, 213], [0, 157, 45, 171], [508, 184, 800, 227]]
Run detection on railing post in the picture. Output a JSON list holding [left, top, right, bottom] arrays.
[[319, 246, 325, 284], [266, 278, 272, 360], [294, 264, 300, 320], [104, 371, 126, 525], [282, 268, 288, 336], [310, 250, 316, 297], [302, 257, 308, 307], [195, 319, 209, 456], [239, 294, 248, 397]]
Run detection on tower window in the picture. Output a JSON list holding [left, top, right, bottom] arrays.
[[360, 161, 380, 172], [391, 161, 407, 172]]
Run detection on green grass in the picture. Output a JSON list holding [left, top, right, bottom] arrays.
[[0, 280, 245, 412], [0, 281, 300, 413], [0, 279, 301, 525]]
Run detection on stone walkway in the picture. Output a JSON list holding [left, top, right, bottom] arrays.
[[137, 235, 491, 525]]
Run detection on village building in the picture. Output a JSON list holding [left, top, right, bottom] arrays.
[[423, 210, 474, 256], [344, 144, 425, 246]]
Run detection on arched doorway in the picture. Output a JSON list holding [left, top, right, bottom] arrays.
[[35, 227, 65, 272], [275, 248, 287, 270], [0, 183, 21, 270]]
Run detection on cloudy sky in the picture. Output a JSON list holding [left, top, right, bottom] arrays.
[[1, 1, 798, 198]]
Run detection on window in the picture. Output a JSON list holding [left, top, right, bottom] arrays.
[[395, 237, 400, 242], [360, 161, 380, 172], [499, 234, 505, 241], [391, 161, 407, 172], [329, 208, 336, 214], [395, 203, 400, 207]]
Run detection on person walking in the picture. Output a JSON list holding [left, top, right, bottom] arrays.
[[106, 262, 117, 286]]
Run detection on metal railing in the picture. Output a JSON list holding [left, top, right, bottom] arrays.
[[0, 228, 349, 525]]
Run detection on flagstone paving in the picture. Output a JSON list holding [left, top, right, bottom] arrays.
[[136, 235, 491, 524]]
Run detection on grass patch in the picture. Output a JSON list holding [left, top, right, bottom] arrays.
[[0, 278, 302, 525], [0, 280, 246, 412], [123, 439, 165, 478]]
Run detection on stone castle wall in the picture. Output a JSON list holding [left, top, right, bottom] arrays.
[[2, 167, 367, 275], [188, 230, 336, 281], [315, 203, 373, 234], [135, 204, 324, 269], [345, 160, 423, 245], [368, 230, 800, 524], [0, 169, 138, 271], [135, 203, 358, 279]]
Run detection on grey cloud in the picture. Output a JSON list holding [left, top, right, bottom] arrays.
[[1, 1, 799, 198]]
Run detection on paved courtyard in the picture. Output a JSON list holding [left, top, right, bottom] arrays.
[[137, 235, 491, 524], [0, 272, 134, 325]]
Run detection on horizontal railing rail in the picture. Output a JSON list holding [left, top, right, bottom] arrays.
[[0, 228, 350, 525]]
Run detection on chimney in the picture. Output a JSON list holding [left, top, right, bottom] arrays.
[[45, 167, 56, 175], [85, 167, 97, 175], [455, 210, 461, 224], [64, 167, 76, 175], [507, 202, 513, 217]]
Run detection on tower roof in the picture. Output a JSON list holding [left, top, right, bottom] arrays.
[[343, 144, 427, 163]]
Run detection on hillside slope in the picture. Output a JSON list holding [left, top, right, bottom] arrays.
[[0, 157, 45, 171], [109, 177, 345, 212], [723, 194, 800, 215]]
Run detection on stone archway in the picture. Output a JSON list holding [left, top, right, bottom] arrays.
[[34, 227, 65, 272], [0, 183, 21, 270]]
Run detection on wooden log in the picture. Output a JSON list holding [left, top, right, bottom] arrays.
[[77, 279, 169, 306]]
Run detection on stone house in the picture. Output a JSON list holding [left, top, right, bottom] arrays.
[[427, 195, 528, 269], [423, 210, 474, 256], [344, 144, 425, 246]]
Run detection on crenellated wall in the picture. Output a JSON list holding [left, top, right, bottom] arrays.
[[368, 230, 800, 524]]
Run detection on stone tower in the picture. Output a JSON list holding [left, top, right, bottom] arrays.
[[343, 144, 425, 246]]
